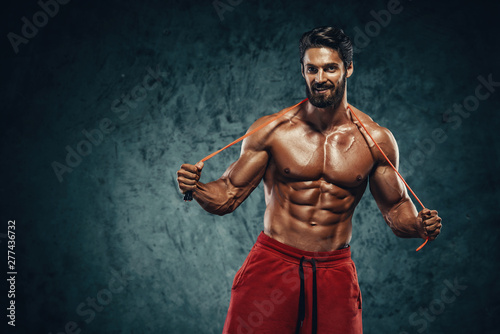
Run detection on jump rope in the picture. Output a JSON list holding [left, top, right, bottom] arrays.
[[184, 98, 430, 252]]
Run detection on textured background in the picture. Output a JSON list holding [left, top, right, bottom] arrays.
[[1, 0, 499, 333]]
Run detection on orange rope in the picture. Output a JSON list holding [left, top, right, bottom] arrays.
[[199, 98, 308, 162], [347, 105, 429, 251], [191, 98, 429, 251], [183, 99, 308, 201]]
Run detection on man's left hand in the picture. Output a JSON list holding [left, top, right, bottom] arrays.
[[417, 208, 442, 241]]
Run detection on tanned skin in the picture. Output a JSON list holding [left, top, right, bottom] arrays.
[[177, 47, 442, 252]]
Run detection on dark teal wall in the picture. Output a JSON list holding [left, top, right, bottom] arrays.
[[1, 0, 499, 333]]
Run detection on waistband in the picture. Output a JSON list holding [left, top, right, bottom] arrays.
[[255, 231, 351, 265]]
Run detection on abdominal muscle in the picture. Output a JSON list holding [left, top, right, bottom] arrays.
[[263, 178, 366, 252]]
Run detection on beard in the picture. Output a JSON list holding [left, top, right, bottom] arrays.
[[306, 73, 346, 109]]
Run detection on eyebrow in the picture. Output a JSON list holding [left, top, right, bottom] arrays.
[[305, 63, 340, 68]]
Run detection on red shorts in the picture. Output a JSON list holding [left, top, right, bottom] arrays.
[[223, 231, 363, 334]]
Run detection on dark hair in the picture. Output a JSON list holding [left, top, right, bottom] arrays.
[[299, 26, 353, 70]]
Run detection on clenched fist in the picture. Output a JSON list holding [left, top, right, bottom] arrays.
[[418, 208, 442, 241], [177, 161, 204, 195]]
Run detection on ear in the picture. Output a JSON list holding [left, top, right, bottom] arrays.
[[346, 61, 354, 78], [301, 63, 305, 79]]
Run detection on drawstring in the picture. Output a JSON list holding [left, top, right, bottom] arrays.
[[295, 256, 317, 334]]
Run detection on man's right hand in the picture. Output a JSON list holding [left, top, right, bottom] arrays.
[[177, 161, 204, 195]]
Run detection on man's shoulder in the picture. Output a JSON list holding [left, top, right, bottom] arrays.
[[241, 106, 297, 151], [246, 103, 302, 139], [348, 104, 397, 156]]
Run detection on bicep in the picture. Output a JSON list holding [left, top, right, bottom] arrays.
[[222, 146, 269, 191], [369, 163, 408, 214], [219, 123, 271, 196], [368, 128, 409, 214]]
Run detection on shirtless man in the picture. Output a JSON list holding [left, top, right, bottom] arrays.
[[177, 27, 442, 334]]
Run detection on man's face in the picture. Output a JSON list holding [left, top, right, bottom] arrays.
[[301, 47, 353, 108]]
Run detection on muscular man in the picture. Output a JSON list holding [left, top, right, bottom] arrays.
[[177, 27, 442, 334]]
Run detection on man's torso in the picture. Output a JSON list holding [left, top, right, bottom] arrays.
[[261, 104, 380, 251]]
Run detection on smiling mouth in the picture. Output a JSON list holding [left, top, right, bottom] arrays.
[[314, 87, 332, 94]]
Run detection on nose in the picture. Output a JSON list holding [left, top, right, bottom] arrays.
[[315, 69, 326, 84]]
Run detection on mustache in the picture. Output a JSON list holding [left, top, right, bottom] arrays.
[[312, 83, 335, 90]]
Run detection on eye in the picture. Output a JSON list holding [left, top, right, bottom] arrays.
[[307, 67, 317, 74], [327, 66, 337, 72]]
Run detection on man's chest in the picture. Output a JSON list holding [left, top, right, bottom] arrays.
[[269, 126, 375, 187]]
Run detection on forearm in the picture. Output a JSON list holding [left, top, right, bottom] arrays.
[[385, 198, 425, 239], [193, 178, 246, 216], [181, 134, 268, 216]]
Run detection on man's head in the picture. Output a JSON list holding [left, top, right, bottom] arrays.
[[299, 27, 354, 108]]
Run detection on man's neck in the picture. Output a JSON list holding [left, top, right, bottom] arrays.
[[302, 98, 350, 132]]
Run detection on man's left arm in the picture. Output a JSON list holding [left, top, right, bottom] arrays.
[[368, 127, 442, 241]]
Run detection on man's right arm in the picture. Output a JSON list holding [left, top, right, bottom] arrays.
[[176, 116, 273, 215]]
